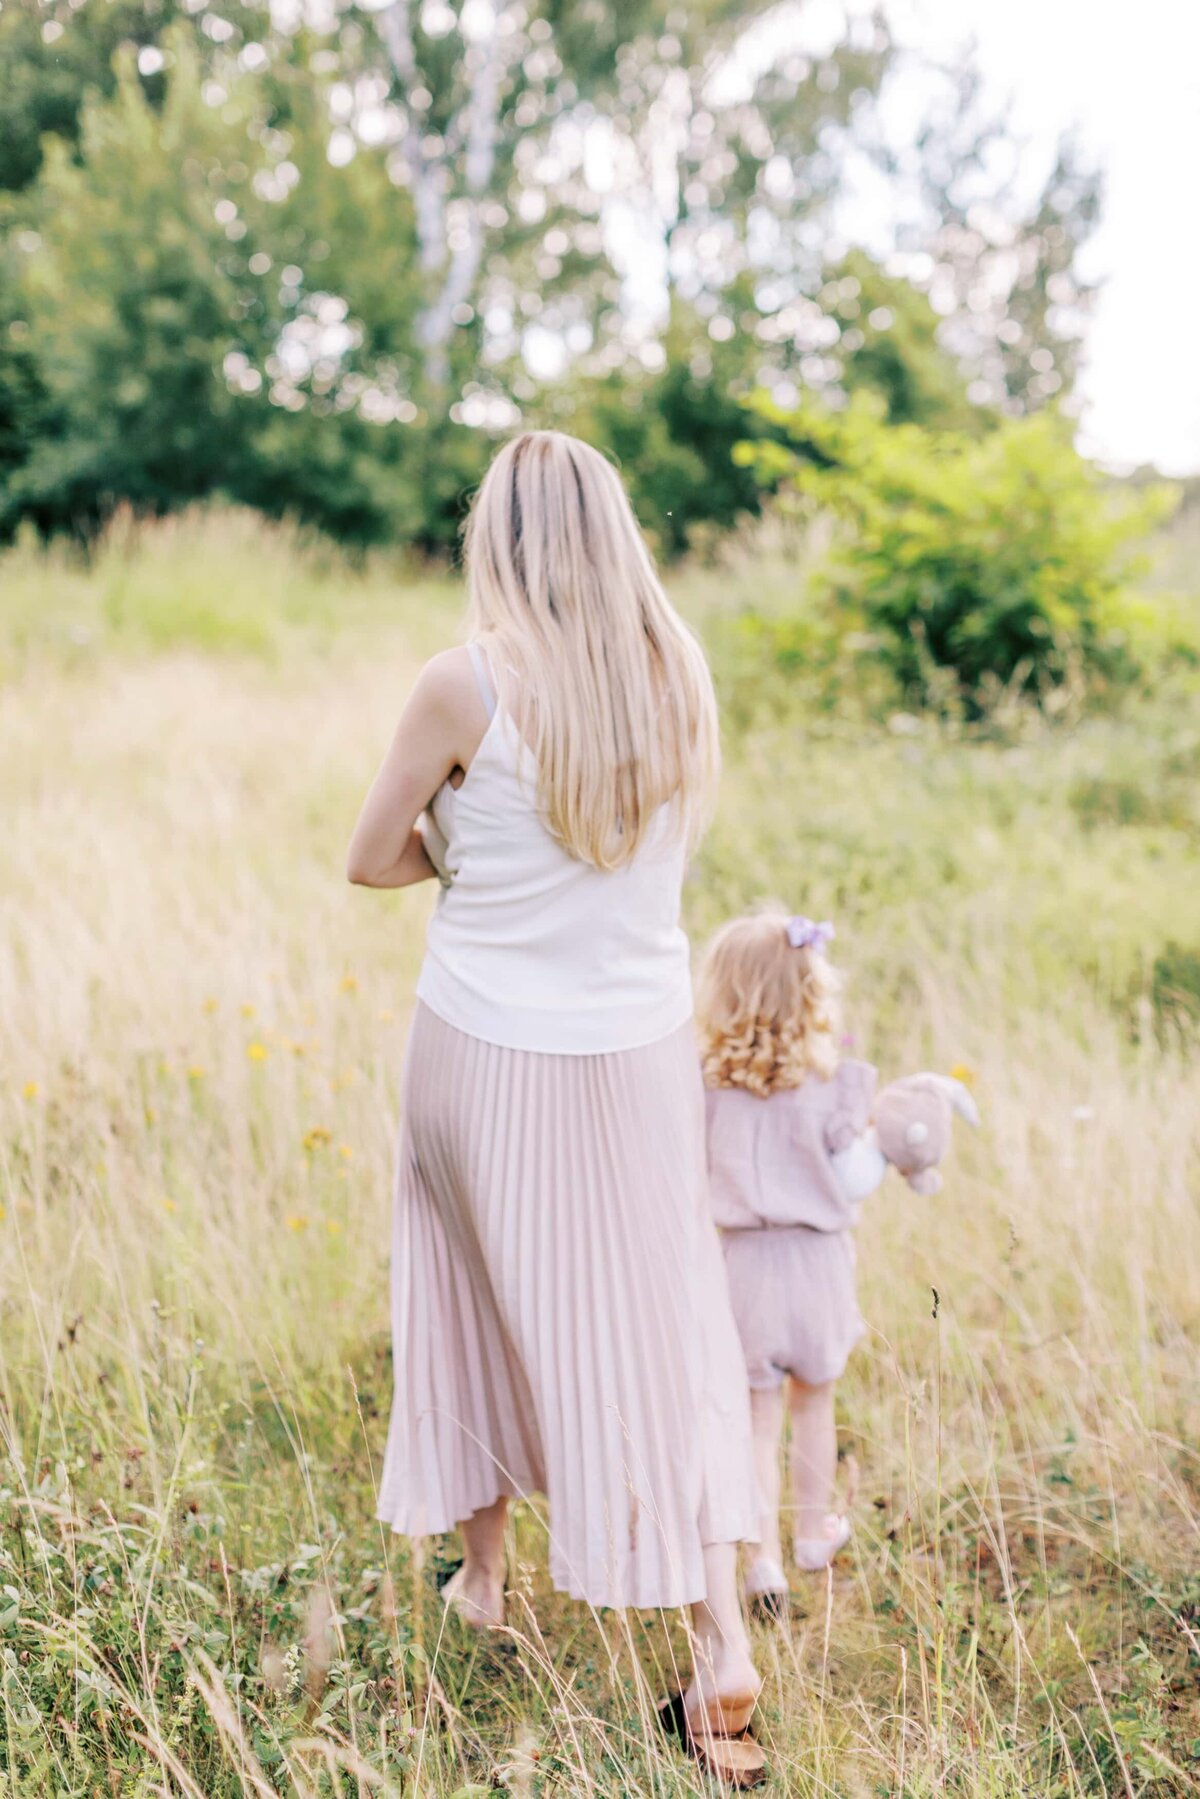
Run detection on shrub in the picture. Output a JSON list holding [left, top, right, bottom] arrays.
[[1151, 941, 1200, 1045], [736, 396, 1176, 712]]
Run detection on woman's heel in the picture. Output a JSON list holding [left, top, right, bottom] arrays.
[[438, 1562, 505, 1630]]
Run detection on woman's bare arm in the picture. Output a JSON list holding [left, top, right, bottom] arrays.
[[346, 648, 488, 889]]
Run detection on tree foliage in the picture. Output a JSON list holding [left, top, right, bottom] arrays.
[[877, 62, 1102, 414], [10, 43, 257, 531], [0, 0, 260, 192], [820, 249, 976, 431], [0, 0, 1108, 552], [738, 395, 1176, 711]]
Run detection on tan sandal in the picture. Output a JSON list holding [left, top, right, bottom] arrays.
[[658, 1692, 767, 1789], [697, 1687, 760, 1738]]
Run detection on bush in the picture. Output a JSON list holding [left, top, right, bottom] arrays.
[[737, 396, 1177, 712], [1151, 941, 1200, 1045]]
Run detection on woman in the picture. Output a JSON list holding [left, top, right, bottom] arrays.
[[347, 431, 764, 1784]]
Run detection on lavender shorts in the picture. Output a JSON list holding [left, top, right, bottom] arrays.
[[721, 1225, 865, 1390]]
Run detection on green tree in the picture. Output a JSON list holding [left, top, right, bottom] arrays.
[[992, 139, 1101, 410], [555, 294, 789, 553], [4, 32, 493, 546], [331, 0, 892, 390], [9, 40, 264, 531], [0, 247, 52, 530], [886, 63, 1102, 413], [0, 0, 1109, 552], [826, 249, 975, 431], [0, 0, 260, 193]]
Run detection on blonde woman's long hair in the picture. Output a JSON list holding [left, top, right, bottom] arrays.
[[463, 430, 719, 870], [697, 909, 843, 1096]]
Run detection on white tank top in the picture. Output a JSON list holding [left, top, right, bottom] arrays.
[[416, 645, 694, 1055]]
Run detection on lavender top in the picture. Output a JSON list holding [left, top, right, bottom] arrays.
[[705, 1059, 878, 1232]]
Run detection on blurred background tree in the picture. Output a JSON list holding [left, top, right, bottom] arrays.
[[736, 394, 1174, 713], [879, 62, 1102, 413], [0, 0, 1107, 555]]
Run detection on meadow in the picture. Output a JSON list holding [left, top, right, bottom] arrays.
[[2, 507, 1199, 1796]]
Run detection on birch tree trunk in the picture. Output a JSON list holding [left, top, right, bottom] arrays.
[[377, 0, 506, 390]]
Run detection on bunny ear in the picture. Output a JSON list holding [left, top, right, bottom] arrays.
[[918, 1072, 981, 1127], [945, 1078, 980, 1128]]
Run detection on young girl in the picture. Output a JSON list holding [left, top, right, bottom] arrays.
[[696, 908, 891, 1608]]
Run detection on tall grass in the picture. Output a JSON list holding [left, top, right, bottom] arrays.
[[1, 510, 1198, 1795]]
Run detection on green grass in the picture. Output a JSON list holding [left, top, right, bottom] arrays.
[[0, 505, 459, 674], [1, 508, 1198, 1795]]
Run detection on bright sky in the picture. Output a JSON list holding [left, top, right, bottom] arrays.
[[885, 0, 1200, 474]]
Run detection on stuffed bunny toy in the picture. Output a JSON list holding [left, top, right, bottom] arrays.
[[419, 809, 453, 887], [872, 1073, 980, 1194]]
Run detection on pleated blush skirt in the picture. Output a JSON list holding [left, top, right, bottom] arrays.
[[376, 1002, 757, 1610]]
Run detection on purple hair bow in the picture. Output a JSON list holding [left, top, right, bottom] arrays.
[[786, 915, 835, 953]]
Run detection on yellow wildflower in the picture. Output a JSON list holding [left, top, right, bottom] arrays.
[[325, 1219, 343, 1236], [240, 1003, 255, 1019], [246, 1042, 268, 1063], [285, 1214, 309, 1232], [163, 1197, 178, 1213], [202, 997, 218, 1014], [302, 1126, 332, 1151], [187, 1066, 205, 1081], [145, 1106, 157, 1124], [22, 1081, 39, 1100], [340, 974, 358, 993], [949, 1063, 978, 1089], [338, 1144, 353, 1161]]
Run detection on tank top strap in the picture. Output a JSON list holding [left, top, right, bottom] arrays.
[[466, 641, 497, 721]]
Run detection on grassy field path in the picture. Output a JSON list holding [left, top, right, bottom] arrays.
[[2, 522, 1198, 1794]]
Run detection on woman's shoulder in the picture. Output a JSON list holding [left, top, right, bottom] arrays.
[[408, 646, 494, 766], [412, 645, 481, 715]]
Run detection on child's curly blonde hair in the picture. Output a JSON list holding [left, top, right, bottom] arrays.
[[696, 907, 842, 1096]]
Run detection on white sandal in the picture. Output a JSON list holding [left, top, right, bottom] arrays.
[[793, 1514, 852, 1572], [744, 1553, 788, 1597], [744, 1554, 789, 1621]]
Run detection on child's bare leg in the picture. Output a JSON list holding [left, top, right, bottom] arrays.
[[748, 1385, 785, 1570], [787, 1380, 838, 1540]]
